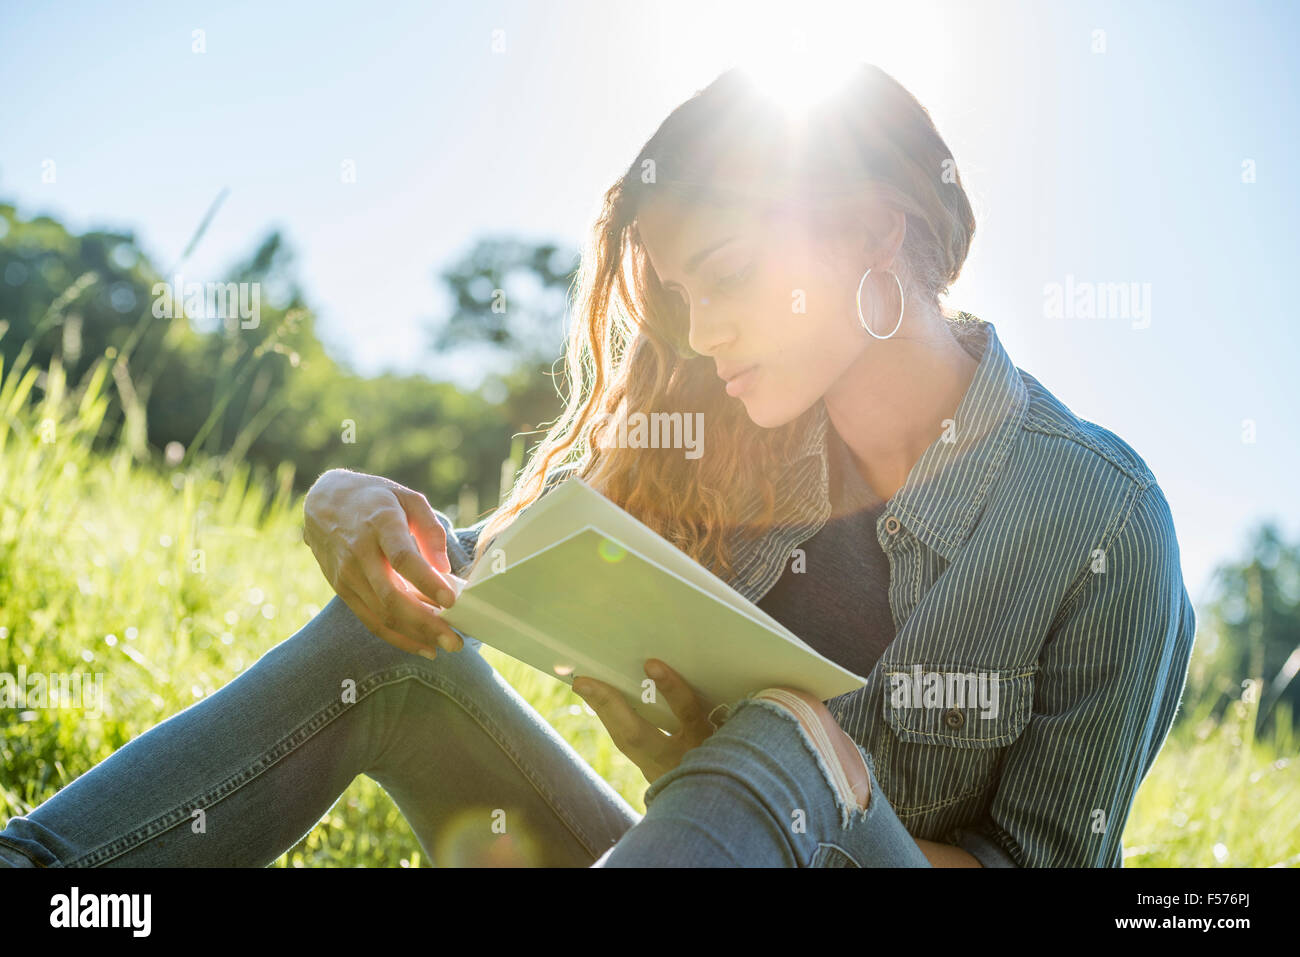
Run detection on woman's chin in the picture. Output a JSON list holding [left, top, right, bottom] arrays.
[[737, 396, 798, 431]]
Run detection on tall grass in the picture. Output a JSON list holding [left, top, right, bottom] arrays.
[[0, 333, 1295, 865], [0, 319, 647, 866], [1124, 684, 1296, 867]]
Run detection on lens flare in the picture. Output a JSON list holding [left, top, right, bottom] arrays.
[[735, 44, 862, 118]]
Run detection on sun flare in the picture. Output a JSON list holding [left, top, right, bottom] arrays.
[[735, 50, 863, 117]]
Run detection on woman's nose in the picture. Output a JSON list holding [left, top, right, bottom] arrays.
[[687, 297, 737, 358]]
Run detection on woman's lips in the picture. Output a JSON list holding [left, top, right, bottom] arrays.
[[724, 364, 759, 397]]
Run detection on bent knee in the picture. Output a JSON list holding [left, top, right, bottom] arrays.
[[749, 687, 870, 812], [751, 686, 837, 732]]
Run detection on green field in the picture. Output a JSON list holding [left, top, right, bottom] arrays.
[[1, 353, 1296, 867]]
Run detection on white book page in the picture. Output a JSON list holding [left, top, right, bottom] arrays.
[[460, 477, 815, 653], [440, 524, 865, 733]]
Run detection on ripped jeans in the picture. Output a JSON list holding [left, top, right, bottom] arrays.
[[0, 596, 931, 868]]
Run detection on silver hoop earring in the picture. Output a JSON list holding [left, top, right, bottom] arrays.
[[856, 267, 905, 340]]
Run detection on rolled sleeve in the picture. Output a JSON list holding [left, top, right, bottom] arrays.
[[963, 484, 1196, 867], [430, 508, 492, 580]]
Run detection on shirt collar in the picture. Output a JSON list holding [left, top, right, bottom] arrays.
[[787, 316, 1028, 562]]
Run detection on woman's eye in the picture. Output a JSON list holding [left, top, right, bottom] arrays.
[[717, 262, 755, 291]]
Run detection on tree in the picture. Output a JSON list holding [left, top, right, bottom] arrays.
[[429, 236, 577, 361], [1200, 522, 1300, 734], [0, 199, 578, 517]]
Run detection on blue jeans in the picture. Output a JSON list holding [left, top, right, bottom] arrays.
[[0, 596, 931, 867]]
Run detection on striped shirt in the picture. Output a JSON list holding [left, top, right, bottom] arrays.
[[441, 315, 1197, 868]]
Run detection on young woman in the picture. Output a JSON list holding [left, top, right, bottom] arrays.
[[0, 64, 1195, 868]]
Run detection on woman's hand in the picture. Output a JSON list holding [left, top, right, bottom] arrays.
[[303, 468, 464, 658], [572, 659, 716, 784]]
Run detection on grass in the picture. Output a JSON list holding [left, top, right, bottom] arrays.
[[1124, 688, 1296, 867], [0, 349, 1295, 867], [0, 347, 649, 867]]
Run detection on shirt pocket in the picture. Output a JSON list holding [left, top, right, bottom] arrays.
[[876, 664, 1035, 819]]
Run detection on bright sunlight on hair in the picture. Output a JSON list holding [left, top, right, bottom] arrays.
[[734, 45, 863, 117]]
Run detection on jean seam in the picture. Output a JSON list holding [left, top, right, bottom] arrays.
[[63, 660, 609, 866], [811, 840, 859, 868], [0, 832, 52, 868], [66, 667, 403, 866]]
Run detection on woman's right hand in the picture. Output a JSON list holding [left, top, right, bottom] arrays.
[[303, 468, 465, 658]]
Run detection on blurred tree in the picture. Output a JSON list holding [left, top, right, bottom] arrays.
[[426, 237, 576, 445], [0, 201, 575, 518], [0, 203, 175, 400], [430, 236, 576, 360], [1198, 522, 1300, 734]]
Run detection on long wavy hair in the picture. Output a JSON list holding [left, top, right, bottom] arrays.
[[470, 63, 976, 582]]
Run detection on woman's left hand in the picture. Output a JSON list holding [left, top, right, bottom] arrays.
[[572, 659, 715, 784]]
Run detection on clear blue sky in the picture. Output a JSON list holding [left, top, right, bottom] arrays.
[[2, 0, 1298, 601]]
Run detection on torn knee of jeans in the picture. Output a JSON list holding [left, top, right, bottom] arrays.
[[746, 688, 872, 829]]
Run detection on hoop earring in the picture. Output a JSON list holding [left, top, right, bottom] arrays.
[[856, 267, 905, 340]]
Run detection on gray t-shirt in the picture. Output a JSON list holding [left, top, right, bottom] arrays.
[[755, 426, 896, 678]]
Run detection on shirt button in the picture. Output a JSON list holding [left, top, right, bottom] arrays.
[[944, 707, 964, 729], [884, 515, 901, 535]]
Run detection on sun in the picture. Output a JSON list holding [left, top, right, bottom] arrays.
[[735, 47, 863, 118], [719, 1, 934, 120]]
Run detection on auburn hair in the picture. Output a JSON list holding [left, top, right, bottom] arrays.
[[470, 64, 976, 582]]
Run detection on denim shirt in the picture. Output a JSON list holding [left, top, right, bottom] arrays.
[[440, 316, 1197, 868]]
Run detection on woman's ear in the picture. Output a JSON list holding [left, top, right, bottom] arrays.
[[817, 193, 905, 278], [857, 200, 907, 269]]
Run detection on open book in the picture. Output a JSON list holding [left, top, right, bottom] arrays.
[[437, 476, 867, 734]]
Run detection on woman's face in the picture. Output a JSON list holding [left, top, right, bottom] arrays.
[[637, 191, 877, 430]]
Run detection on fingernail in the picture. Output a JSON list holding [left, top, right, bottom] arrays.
[[438, 589, 455, 606], [645, 660, 665, 679], [418, 648, 437, 661]]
